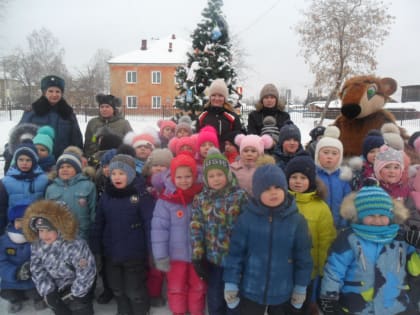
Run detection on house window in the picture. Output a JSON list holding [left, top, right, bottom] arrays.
[[152, 71, 161, 84], [126, 71, 137, 83], [152, 96, 161, 109], [126, 96, 137, 108]]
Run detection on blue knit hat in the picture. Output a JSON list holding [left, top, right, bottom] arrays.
[[278, 121, 301, 147], [56, 152, 82, 174], [12, 140, 39, 169], [285, 154, 316, 192], [33, 126, 55, 154], [8, 203, 30, 222], [252, 164, 288, 201], [362, 130, 384, 160], [109, 154, 136, 185], [354, 186, 393, 220], [100, 149, 117, 166], [41, 75, 65, 92]]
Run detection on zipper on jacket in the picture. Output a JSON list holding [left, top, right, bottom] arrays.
[[398, 244, 403, 273], [263, 214, 273, 303], [357, 242, 366, 271]]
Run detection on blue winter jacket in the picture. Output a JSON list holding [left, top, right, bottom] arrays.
[[0, 166, 48, 234], [321, 228, 420, 315], [45, 173, 96, 241], [223, 195, 313, 305], [92, 176, 155, 263], [316, 167, 351, 229], [0, 225, 34, 290]]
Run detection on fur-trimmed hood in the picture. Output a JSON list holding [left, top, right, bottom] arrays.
[[7, 123, 39, 155], [22, 200, 78, 242], [31, 96, 74, 120], [340, 191, 409, 224]]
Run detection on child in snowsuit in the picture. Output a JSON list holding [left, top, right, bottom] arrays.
[[23, 200, 96, 315], [191, 148, 248, 315], [320, 186, 420, 315], [223, 163, 313, 315]]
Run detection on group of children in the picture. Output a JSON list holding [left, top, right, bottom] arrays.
[[1, 88, 420, 315]]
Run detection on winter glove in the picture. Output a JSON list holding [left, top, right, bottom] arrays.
[[405, 229, 420, 249], [45, 290, 72, 315], [16, 261, 31, 281], [224, 282, 240, 309], [192, 259, 208, 281], [155, 257, 170, 272], [319, 298, 340, 315], [290, 285, 306, 309]]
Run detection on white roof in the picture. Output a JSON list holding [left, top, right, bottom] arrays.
[[108, 35, 191, 65], [385, 102, 420, 110]]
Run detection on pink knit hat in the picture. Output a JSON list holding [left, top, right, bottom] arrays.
[[157, 120, 176, 136], [168, 136, 196, 156], [374, 144, 404, 181], [234, 134, 273, 155], [196, 126, 219, 151], [124, 131, 157, 149]]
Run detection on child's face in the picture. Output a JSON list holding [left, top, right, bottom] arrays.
[[262, 95, 277, 108], [162, 127, 174, 139], [241, 146, 259, 166], [224, 141, 237, 154], [367, 148, 380, 164], [111, 169, 129, 189], [39, 228, 58, 244], [318, 147, 340, 170], [102, 164, 110, 177], [14, 218, 23, 230], [288, 172, 310, 193], [210, 94, 225, 107], [379, 163, 402, 184], [135, 144, 153, 160], [282, 138, 299, 155], [260, 186, 285, 207], [174, 166, 193, 190], [200, 141, 215, 158], [176, 129, 189, 138], [178, 144, 193, 154], [44, 87, 62, 106], [99, 104, 114, 118], [58, 163, 77, 180], [151, 165, 168, 175], [362, 215, 390, 226], [36, 144, 49, 159], [207, 169, 228, 190], [16, 155, 33, 172]]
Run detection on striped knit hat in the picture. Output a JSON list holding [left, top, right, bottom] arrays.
[[56, 152, 82, 174], [354, 186, 393, 220]]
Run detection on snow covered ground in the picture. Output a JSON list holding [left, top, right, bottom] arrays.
[[0, 110, 418, 314]]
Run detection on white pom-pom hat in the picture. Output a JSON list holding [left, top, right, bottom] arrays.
[[315, 126, 343, 169], [234, 134, 273, 155]]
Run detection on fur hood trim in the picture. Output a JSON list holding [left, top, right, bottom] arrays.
[[340, 192, 409, 224], [7, 123, 39, 154], [32, 96, 74, 120], [22, 200, 78, 242], [315, 177, 328, 201]]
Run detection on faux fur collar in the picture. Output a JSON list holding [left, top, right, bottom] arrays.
[[32, 96, 74, 120]]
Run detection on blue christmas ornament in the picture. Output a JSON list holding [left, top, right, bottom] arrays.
[[186, 89, 194, 103], [211, 25, 222, 41]]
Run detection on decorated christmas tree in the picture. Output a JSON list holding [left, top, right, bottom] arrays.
[[174, 0, 238, 118]]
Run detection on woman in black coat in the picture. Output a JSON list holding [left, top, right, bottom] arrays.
[[247, 83, 291, 135], [196, 79, 242, 141]]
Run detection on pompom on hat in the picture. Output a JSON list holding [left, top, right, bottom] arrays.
[[314, 126, 343, 169], [234, 134, 273, 155], [203, 148, 233, 187], [41, 75, 65, 92], [261, 116, 280, 143], [208, 78, 228, 99]]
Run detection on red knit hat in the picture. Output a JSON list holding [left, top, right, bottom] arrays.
[[157, 120, 176, 136], [196, 126, 219, 151], [170, 152, 197, 183], [169, 136, 197, 156]]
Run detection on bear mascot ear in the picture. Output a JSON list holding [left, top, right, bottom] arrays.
[[380, 77, 397, 97]]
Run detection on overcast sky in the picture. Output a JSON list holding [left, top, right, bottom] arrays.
[[1, 0, 419, 100]]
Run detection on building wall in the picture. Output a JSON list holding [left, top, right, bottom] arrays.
[[110, 63, 180, 115], [402, 85, 420, 102]]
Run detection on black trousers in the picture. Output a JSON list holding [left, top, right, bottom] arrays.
[[0, 288, 41, 303], [105, 258, 150, 315], [239, 296, 305, 315]]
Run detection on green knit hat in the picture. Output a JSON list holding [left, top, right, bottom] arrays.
[[203, 148, 232, 187]]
